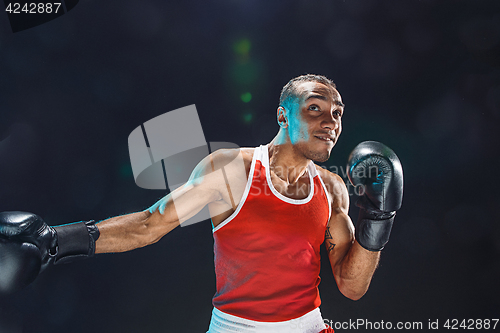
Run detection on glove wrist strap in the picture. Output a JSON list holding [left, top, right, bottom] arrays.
[[355, 209, 395, 252], [53, 221, 100, 264]]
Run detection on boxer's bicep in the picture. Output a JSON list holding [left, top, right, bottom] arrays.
[[148, 152, 226, 225], [324, 175, 354, 280], [140, 181, 218, 245], [326, 211, 354, 278]]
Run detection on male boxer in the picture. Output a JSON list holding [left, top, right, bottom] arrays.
[[0, 74, 403, 333]]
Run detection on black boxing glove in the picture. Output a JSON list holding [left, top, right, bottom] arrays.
[[0, 239, 42, 293], [0, 211, 100, 292], [347, 141, 404, 251]]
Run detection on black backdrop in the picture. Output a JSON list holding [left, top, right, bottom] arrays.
[[0, 0, 499, 332]]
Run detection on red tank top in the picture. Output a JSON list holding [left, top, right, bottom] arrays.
[[212, 145, 331, 322]]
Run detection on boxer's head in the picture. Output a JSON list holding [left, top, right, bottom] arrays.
[[277, 74, 344, 162]]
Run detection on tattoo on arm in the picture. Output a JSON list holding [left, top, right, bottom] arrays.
[[325, 229, 333, 240], [327, 241, 336, 253], [325, 229, 335, 253]]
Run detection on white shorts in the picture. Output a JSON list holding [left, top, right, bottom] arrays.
[[207, 307, 327, 333]]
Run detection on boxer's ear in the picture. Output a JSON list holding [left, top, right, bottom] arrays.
[[277, 106, 288, 128]]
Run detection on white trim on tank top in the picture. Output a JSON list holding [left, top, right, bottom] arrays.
[[212, 145, 331, 233], [212, 145, 260, 233], [261, 143, 315, 204]]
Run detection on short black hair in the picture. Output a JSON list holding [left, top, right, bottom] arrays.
[[279, 74, 337, 109]]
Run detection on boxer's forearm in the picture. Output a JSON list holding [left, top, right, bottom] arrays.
[[95, 210, 180, 254], [335, 240, 380, 300]]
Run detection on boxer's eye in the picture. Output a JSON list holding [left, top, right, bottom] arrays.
[[308, 105, 321, 112]]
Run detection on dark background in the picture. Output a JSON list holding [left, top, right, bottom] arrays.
[[1, 0, 499, 332]]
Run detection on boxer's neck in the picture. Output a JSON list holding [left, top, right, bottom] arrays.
[[267, 140, 309, 186]]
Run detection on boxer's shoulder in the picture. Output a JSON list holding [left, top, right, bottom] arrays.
[[208, 147, 255, 176], [314, 164, 346, 191], [210, 147, 254, 160], [314, 164, 348, 209]]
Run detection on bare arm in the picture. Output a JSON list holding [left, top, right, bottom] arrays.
[[95, 152, 227, 254], [325, 173, 380, 300]]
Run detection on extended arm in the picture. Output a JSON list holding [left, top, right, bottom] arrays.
[[0, 150, 231, 292], [94, 209, 169, 254], [93, 148, 230, 253], [95, 167, 221, 254]]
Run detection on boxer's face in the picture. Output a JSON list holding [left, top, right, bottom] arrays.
[[286, 81, 344, 162]]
